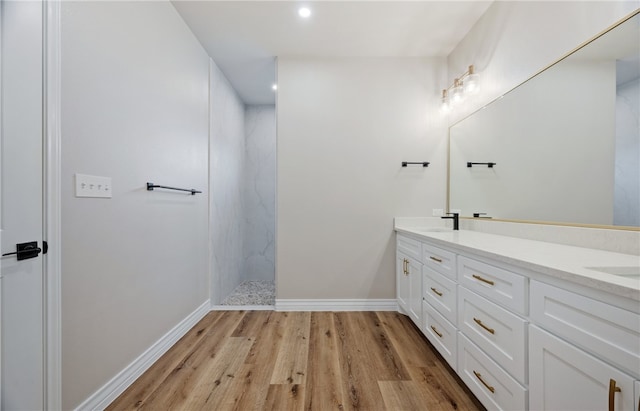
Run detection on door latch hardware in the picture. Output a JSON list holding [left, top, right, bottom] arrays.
[[2, 241, 42, 260]]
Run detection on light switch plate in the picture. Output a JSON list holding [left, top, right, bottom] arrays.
[[75, 174, 112, 198]]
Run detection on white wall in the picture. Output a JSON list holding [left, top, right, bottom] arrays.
[[447, 1, 638, 124], [209, 60, 246, 304], [61, 2, 209, 408], [277, 58, 447, 300], [244, 106, 276, 282], [614, 78, 640, 226]]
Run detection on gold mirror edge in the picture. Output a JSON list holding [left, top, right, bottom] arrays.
[[459, 217, 640, 232]]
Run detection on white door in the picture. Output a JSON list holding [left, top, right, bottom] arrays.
[[1, 1, 45, 409]]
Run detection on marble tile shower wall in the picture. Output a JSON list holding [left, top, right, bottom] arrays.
[[210, 60, 246, 304], [243, 106, 276, 282], [614, 78, 640, 227]]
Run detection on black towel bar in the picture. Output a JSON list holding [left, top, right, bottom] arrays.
[[467, 162, 496, 168], [402, 162, 430, 167], [147, 182, 202, 195]]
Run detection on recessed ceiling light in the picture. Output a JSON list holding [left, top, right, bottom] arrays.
[[272, 84, 278, 91], [298, 7, 311, 18]]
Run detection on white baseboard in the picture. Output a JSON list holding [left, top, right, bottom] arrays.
[[75, 300, 210, 411], [209, 304, 275, 311], [275, 299, 398, 312]]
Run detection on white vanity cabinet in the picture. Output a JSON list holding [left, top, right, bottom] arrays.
[[421, 242, 459, 369], [423, 299, 457, 369], [530, 324, 636, 411], [458, 256, 527, 315], [529, 280, 640, 411], [530, 280, 640, 379], [395, 228, 640, 411], [423, 266, 457, 325], [458, 286, 527, 383], [396, 234, 422, 326], [422, 242, 456, 280], [456, 256, 528, 411]]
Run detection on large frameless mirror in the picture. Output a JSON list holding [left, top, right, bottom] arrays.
[[449, 11, 640, 229]]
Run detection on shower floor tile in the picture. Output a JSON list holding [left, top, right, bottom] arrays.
[[221, 280, 275, 306]]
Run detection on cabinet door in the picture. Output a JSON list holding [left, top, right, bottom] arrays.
[[407, 257, 422, 326], [635, 381, 640, 411], [396, 253, 410, 315], [530, 280, 640, 379], [530, 325, 635, 411]]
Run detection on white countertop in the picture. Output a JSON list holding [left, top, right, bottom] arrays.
[[395, 223, 640, 301]]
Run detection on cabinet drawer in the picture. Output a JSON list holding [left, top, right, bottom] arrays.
[[458, 333, 527, 411], [458, 256, 527, 315], [458, 287, 527, 383], [423, 301, 457, 370], [530, 325, 636, 411], [531, 280, 640, 379], [422, 242, 456, 279], [397, 234, 421, 261], [423, 266, 457, 325]]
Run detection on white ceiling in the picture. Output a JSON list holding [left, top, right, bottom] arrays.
[[172, 1, 493, 105]]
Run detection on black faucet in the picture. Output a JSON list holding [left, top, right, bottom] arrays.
[[441, 212, 459, 230]]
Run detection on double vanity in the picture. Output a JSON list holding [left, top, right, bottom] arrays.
[[395, 222, 640, 411]]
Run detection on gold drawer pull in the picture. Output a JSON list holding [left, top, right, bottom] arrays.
[[472, 274, 494, 286], [429, 256, 443, 263], [403, 259, 407, 275], [430, 325, 443, 338], [609, 379, 621, 411], [431, 287, 443, 297], [473, 371, 495, 393], [473, 317, 495, 335]]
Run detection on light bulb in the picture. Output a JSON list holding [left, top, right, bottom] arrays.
[[440, 89, 451, 113], [298, 7, 311, 18], [463, 65, 479, 94], [451, 79, 464, 104], [464, 74, 479, 94], [272, 84, 278, 91]]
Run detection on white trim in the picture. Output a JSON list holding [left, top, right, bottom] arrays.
[[275, 299, 398, 312], [74, 300, 210, 411], [44, 1, 62, 409]]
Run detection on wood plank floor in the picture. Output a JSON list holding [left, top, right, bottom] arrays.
[[107, 311, 485, 410]]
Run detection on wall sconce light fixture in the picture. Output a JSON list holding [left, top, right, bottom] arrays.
[[441, 65, 479, 112]]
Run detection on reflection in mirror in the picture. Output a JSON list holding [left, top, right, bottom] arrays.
[[449, 12, 639, 228]]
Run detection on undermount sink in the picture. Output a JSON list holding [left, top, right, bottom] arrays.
[[585, 266, 640, 279]]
